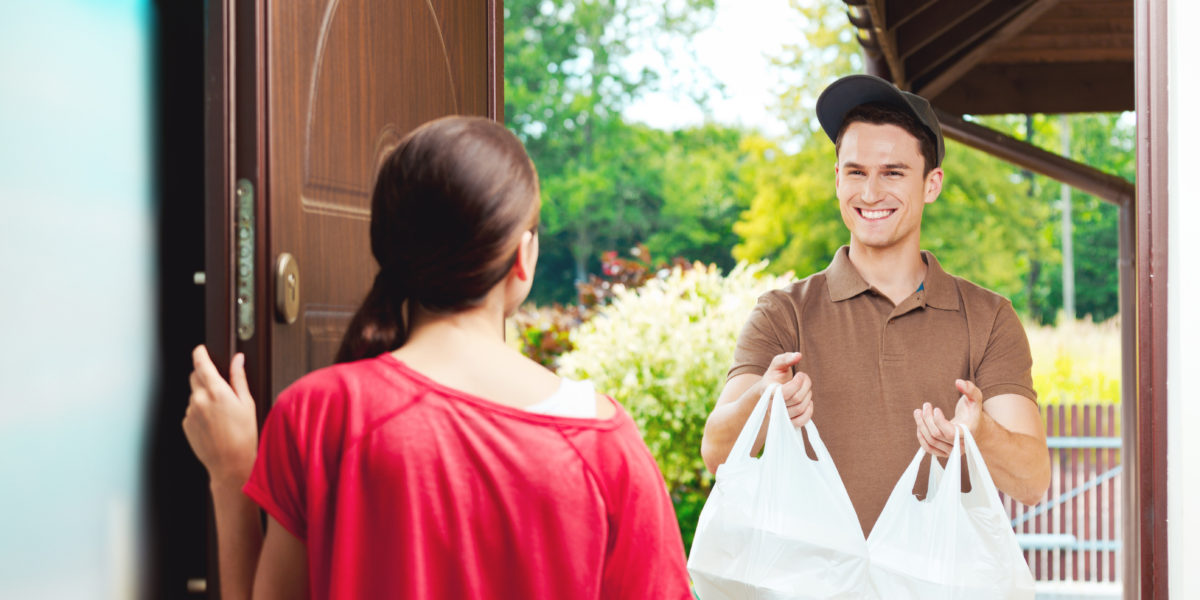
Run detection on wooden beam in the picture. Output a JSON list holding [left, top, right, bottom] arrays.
[[905, 0, 1038, 86], [982, 46, 1132, 64], [915, 0, 1063, 100], [885, 0, 942, 32], [862, 0, 907, 87], [935, 108, 1134, 207], [895, 0, 992, 61], [996, 32, 1134, 53], [929, 62, 1133, 114]]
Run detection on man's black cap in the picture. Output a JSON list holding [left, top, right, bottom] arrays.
[[815, 74, 945, 167]]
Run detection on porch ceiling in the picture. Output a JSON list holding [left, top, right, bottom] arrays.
[[846, 0, 1133, 115]]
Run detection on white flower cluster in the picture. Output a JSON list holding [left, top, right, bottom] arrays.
[[558, 261, 794, 493]]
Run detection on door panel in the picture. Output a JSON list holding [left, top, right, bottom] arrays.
[[265, 0, 497, 394]]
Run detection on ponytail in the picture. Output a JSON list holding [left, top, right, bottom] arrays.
[[333, 116, 539, 364], [334, 270, 407, 364]]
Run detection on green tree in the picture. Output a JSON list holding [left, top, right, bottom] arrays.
[[732, 135, 844, 277], [1024, 113, 1132, 324], [645, 125, 754, 271], [504, 0, 718, 304]]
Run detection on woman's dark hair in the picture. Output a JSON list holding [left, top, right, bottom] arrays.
[[334, 116, 540, 363]]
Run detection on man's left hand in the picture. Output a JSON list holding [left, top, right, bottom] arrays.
[[913, 379, 985, 458]]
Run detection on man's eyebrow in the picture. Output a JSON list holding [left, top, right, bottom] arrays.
[[841, 162, 912, 170]]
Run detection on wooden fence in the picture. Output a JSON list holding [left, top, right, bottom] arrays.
[[999, 403, 1121, 583]]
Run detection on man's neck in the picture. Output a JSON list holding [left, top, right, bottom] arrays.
[[847, 239, 927, 305]]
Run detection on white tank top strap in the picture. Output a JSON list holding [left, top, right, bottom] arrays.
[[524, 377, 598, 418]]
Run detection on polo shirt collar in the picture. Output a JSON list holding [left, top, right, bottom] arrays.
[[826, 246, 870, 302], [920, 250, 959, 310], [824, 246, 960, 311]]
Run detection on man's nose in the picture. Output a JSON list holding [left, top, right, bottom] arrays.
[[861, 177, 880, 204]]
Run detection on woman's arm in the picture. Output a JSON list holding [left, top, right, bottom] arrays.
[[209, 480, 265, 600], [253, 517, 309, 600], [183, 345, 263, 600]]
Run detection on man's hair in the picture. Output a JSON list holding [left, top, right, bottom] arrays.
[[834, 102, 938, 176]]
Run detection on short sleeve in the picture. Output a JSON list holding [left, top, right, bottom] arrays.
[[243, 393, 309, 541], [727, 291, 793, 381], [974, 301, 1038, 403], [598, 420, 693, 600]]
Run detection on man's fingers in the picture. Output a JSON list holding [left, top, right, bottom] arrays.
[[788, 397, 814, 426], [787, 396, 812, 420], [915, 407, 953, 456], [921, 403, 946, 442], [955, 379, 983, 403], [931, 407, 958, 440], [229, 353, 253, 404], [767, 352, 802, 376], [916, 424, 950, 457], [781, 370, 811, 403]]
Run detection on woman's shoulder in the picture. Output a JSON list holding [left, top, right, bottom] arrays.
[[270, 354, 422, 425]]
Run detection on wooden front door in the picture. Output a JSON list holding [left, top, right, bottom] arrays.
[[204, 3, 500, 592], [207, 0, 501, 408]]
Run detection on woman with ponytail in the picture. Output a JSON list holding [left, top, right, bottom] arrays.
[[181, 116, 692, 599]]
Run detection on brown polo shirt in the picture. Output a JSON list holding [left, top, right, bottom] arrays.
[[728, 246, 1036, 535]]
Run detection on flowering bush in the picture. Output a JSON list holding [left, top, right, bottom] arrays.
[[511, 245, 693, 370], [557, 261, 794, 549], [1026, 316, 1120, 406], [507, 304, 584, 369]]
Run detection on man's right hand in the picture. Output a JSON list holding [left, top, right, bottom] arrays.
[[701, 352, 814, 473], [763, 352, 814, 428]]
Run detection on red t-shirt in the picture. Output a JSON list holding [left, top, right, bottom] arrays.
[[244, 354, 691, 599]]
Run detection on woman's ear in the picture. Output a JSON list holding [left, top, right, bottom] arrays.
[[514, 230, 536, 281]]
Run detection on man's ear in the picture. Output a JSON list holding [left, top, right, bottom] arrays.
[[924, 167, 944, 204], [514, 230, 535, 281]]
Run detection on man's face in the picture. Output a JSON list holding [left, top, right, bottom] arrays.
[[835, 122, 943, 253]]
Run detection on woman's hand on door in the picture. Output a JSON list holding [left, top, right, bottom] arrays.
[[183, 345, 259, 488]]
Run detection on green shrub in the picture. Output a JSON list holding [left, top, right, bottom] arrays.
[[557, 261, 794, 550], [1026, 316, 1121, 406]]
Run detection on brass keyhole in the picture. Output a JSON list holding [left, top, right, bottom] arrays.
[[275, 253, 300, 324]]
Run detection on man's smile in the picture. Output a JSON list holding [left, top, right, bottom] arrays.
[[856, 207, 896, 221]]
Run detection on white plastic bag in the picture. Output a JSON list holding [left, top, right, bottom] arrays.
[[867, 424, 1035, 599], [688, 384, 871, 599]]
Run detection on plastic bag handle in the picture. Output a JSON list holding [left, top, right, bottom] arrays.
[[889, 425, 964, 504], [723, 382, 777, 467], [958, 424, 1007, 511]]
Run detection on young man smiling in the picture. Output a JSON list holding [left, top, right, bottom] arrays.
[[700, 74, 1051, 536]]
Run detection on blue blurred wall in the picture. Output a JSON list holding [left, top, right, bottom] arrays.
[[0, 0, 153, 597]]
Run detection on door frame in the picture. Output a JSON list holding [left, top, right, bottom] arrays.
[[1132, 0, 1169, 597]]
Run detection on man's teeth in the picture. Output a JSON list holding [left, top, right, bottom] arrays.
[[861, 209, 893, 219]]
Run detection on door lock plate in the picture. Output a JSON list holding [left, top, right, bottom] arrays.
[[235, 179, 255, 341], [275, 252, 300, 324]]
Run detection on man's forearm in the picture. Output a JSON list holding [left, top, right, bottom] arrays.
[[210, 481, 264, 600], [701, 378, 769, 474], [974, 413, 1051, 506]]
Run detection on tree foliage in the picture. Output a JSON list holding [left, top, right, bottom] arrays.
[[504, 0, 720, 304]]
